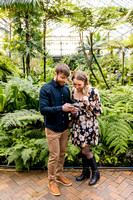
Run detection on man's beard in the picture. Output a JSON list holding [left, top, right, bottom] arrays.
[[56, 76, 65, 86]]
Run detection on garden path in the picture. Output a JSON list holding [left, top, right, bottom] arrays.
[[0, 168, 133, 200]]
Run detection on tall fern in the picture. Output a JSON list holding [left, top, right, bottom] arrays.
[[0, 109, 43, 128], [98, 86, 133, 157], [0, 127, 49, 171], [106, 119, 133, 154]]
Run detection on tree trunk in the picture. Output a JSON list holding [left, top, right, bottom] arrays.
[[9, 23, 12, 58], [22, 56, 25, 77], [122, 51, 125, 85], [106, 31, 110, 72], [43, 18, 47, 82], [89, 32, 109, 89], [92, 52, 110, 89], [25, 12, 30, 77], [79, 32, 99, 84], [90, 32, 93, 59]]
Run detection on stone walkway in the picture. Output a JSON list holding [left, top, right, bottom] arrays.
[[0, 168, 133, 200]]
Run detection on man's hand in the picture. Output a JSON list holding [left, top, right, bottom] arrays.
[[62, 103, 78, 113], [62, 103, 74, 112]]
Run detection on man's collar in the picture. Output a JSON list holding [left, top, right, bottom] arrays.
[[51, 78, 64, 88]]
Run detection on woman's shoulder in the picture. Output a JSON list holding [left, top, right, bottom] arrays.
[[72, 87, 75, 93], [88, 87, 99, 95]]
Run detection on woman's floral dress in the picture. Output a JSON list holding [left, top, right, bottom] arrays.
[[70, 87, 103, 147]]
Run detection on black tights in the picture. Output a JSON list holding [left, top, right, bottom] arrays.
[[81, 146, 93, 159]]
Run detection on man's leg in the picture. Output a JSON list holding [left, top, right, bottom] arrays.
[[45, 128, 61, 195], [56, 129, 72, 186]]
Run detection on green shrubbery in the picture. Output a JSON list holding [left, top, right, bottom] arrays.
[[0, 1, 133, 171], [0, 74, 133, 170]]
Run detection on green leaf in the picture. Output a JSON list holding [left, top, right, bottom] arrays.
[[21, 148, 32, 165]]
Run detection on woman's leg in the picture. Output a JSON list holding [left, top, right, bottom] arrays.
[[76, 150, 90, 181], [81, 146, 93, 159], [82, 146, 100, 186]]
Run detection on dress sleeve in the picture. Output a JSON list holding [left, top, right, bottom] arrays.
[[86, 88, 103, 117], [72, 87, 75, 102]]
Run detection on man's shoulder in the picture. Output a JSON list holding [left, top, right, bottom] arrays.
[[40, 81, 53, 91], [64, 85, 69, 90]]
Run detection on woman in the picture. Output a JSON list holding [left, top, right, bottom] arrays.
[[70, 71, 103, 185]]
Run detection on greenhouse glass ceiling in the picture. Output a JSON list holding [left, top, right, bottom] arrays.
[[80, 0, 133, 40], [47, 0, 133, 41], [0, 0, 133, 50], [84, 0, 133, 9]]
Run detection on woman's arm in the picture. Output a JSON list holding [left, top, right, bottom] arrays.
[[86, 88, 103, 117]]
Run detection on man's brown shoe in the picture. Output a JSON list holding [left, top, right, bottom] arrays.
[[48, 181, 60, 196], [56, 175, 72, 186]]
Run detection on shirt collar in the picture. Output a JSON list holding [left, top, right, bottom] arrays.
[[51, 78, 64, 88]]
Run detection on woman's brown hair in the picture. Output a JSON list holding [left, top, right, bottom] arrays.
[[72, 71, 90, 95]]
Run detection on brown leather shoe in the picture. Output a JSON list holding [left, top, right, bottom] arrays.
[[48, 181, 60, 196], [56, 175, 72, 186]]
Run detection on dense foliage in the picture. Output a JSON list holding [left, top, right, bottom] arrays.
[[0, 2, 133, 170], [0, 76, 133, 170]]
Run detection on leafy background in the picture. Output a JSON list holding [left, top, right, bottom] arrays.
[[0, 77, 132, 170], [0, 0, 133, 170]]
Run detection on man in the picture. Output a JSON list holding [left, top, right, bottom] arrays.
[[39, 63, 77, 196]]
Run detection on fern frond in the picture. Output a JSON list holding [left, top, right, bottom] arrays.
[[105, 119, 133, 154], [98, 117, 108, 142], [7, 149, 22, 164], [0, 109, 43, 128], [30, 149, 38, 161], [34, 138, 48, 148], [21, 148, 32, 165], [39, 148, 49, 162]]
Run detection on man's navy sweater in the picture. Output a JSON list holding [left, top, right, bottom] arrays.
[[39, 79, 71, 132]]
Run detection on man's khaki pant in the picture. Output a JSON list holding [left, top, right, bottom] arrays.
[[45, 128, 69, 182]]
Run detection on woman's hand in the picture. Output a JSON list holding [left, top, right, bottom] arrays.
[[70, 107, 78, 114], [83, 96, 89, 106]]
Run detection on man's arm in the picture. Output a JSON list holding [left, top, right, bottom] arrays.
[[39, 86, 62, 115]]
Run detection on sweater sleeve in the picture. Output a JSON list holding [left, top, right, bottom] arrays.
[[39, 86, 62, 115], [86, 88, 103, 117]]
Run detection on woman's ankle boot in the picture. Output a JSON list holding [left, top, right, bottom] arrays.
[[76, 154, 90, 181], [87, 156, 100, 185]]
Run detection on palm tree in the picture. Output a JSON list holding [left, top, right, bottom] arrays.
[[68, 6, 127, 89], [39, 0, 73, 81], [106, 35, 133, 85], [1, 0, 73, 80], [0, 0, 40, 77]]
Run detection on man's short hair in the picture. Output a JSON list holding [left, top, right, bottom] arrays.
[[55, 63, 70, 77]]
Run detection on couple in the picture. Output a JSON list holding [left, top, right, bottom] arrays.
[[39, 63, 102, 196]]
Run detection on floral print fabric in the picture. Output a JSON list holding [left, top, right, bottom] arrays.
[[70, 87, 102, 147]]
